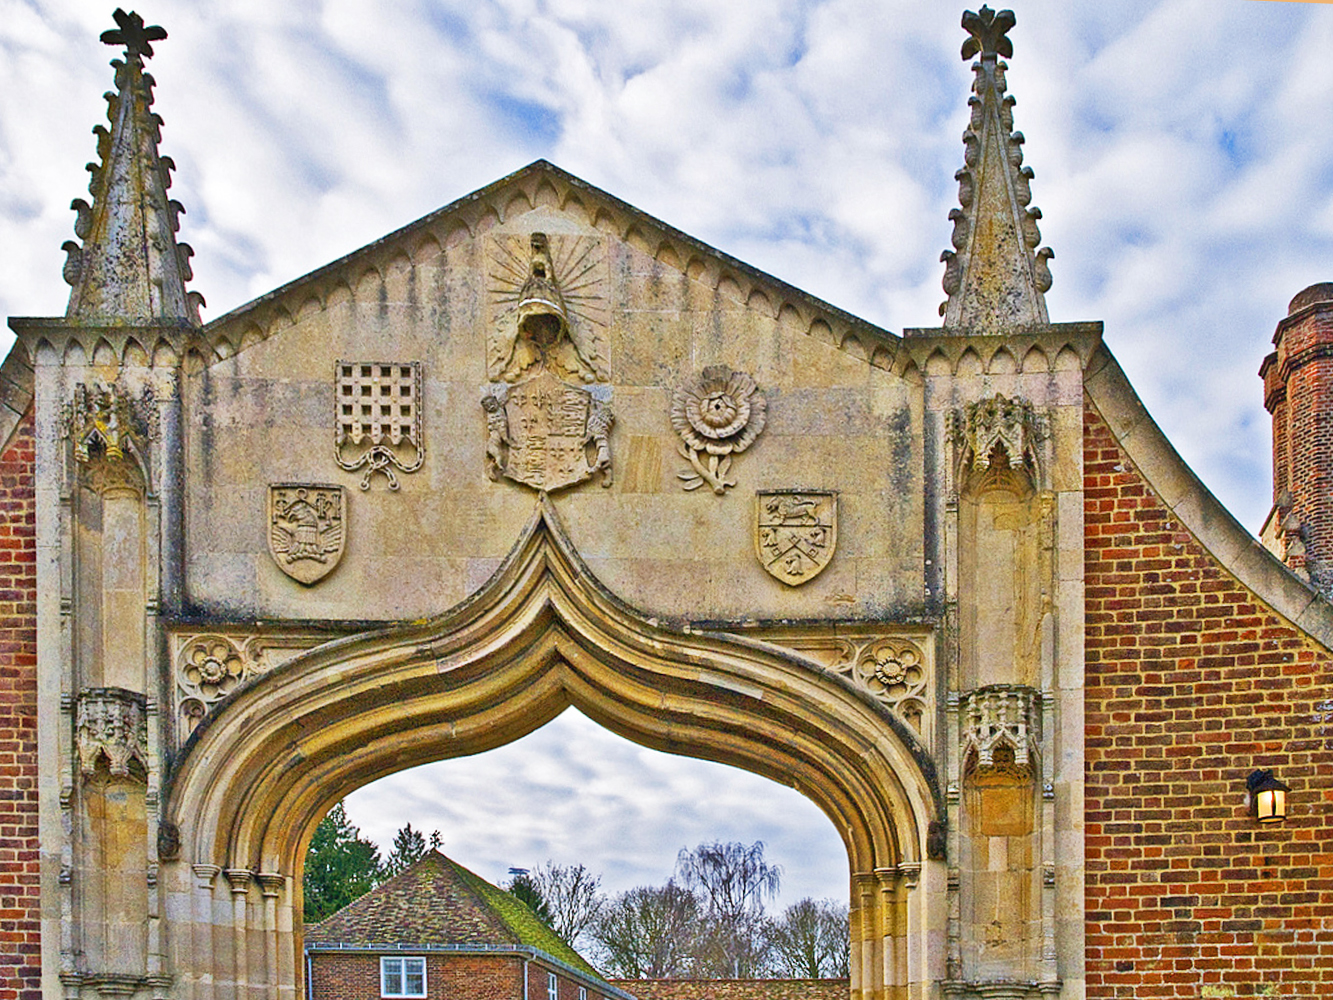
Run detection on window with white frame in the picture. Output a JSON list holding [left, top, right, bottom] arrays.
[[381, 956, 426, 998], [579, 987, 587, 1000], [547, 972, 558, 1000]]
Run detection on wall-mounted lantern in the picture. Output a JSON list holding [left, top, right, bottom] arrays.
[[1247, 769, 1290, 823]]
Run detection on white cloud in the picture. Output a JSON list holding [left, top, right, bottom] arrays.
[[344, 707, 849, 907]]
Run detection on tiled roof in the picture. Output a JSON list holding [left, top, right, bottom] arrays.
[[306, 850, 601, 979]]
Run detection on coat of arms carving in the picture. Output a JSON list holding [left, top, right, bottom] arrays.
[[755, 490, 837, 585], [484, 377, 613, 491], [268, 484, 345, 585], [482, 231, 614, 492], [335, 361, 424, 490]]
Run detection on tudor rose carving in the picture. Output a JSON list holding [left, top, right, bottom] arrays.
[[335, 361, 424, 490], [175, 631, 329, 743], [268, 484, 345, 585], [482, 232, 614, 492], [755, 490, 837, 585], [672, 366, 766, 494]]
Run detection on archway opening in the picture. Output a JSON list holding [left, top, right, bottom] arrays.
[[316, 705, 852, 978], [163, 505, 937, 1000]]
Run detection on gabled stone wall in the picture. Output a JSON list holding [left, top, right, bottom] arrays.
[[1084, 401, 1333, 998], [0, 411, 39, 1000]]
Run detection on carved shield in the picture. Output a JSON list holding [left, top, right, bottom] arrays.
[[755, 490, 837, 586], [268, 484, 345, 585], [502, 371, 602, 492]]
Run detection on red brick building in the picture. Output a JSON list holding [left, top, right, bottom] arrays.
[[305, 851, 631, 1000]]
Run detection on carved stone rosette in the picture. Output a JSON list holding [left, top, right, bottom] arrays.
[[75, 687, 148, 780], [174, 630, 329, 744], [760, 630, 933, 744], [672, 366, 766, 494], [62, 382, 153, 494], [960, 684, 1041, 775]]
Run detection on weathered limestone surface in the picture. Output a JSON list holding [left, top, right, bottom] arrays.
[[183, 203, 921, 625]]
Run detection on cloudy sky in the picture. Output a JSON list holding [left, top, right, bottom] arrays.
[[4, 0, 1333, 906]]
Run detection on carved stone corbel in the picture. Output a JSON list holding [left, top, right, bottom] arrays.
[[75, 687, 148, 780], [960, 684, 1040, 775], [947, 394, 1048, 489]]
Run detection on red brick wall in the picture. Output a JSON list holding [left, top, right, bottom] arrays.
[[0, 411, 38, 1000], [1084, 400, 1333, 999], [309, 952, 612, 1000], [311, 952, 522, 1000]]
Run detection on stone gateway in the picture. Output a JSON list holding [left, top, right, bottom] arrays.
[[1, 7, 1331, 1000]]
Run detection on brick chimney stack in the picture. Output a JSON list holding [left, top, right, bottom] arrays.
[[1261, 282, 1333, 589]]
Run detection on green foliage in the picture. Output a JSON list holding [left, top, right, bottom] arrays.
[[382, 822, 432, 877], [507, 869, 555, 925], [302, 802, 382, 923]]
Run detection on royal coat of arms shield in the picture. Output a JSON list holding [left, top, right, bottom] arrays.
[[484, 371, 613, 492], [267, 484, 345, 585], [755, 490, 837, 586]]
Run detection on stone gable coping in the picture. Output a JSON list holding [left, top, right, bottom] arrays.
[[193, 161, 898, 375]]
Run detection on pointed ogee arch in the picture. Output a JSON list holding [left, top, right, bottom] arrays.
[[167, 498, 936, 877]]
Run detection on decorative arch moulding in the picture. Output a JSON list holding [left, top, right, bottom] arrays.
[[737, 623, 937, 750]]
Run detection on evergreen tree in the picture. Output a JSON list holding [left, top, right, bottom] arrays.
[[507, 868, 555, 924], [382, 822, 429, 877], [302, 802, 382, 922]]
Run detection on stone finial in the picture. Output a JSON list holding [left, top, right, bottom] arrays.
[[100, 8, 167, 61], [961, 5, 1015, 60], [62, 11, 203, 326], [939, 7, 1054, 331]]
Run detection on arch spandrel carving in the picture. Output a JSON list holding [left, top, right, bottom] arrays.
[[159, 495, 944, 999], [166, 496, 937, 873]]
